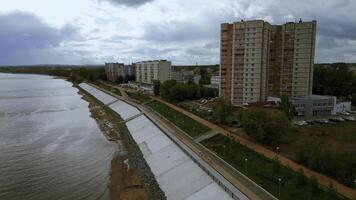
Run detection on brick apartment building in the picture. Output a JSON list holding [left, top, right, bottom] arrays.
[[220, 19, 316, 106]]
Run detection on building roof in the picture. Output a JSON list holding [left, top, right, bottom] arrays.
[[292, 95, 334, 101]]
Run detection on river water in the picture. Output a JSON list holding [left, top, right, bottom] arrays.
[[0, 73, 116, 200]]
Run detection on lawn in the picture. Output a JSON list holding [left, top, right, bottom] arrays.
[[284, 122, 356, 158], [127, 92, 151, 103], [278, 122, 356, 187], [147, 101, 210, 138], [202, 135, 346, 200]]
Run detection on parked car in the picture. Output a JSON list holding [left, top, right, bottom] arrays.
[[330, 117, 345, 122], [306, 120, 315, 125], [293, 120, 308, 127], [343, 116, 356, 121], [315, 119, 329, 124], [341, 112, 351, 116]]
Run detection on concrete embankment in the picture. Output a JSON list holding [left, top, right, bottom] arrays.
[[78, 84, 165, 200], [79, 83, 242, 200]]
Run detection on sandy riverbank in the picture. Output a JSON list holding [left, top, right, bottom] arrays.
[[78, 88, 165, 200]]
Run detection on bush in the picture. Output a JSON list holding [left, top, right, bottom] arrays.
[[239, 108, 290, 146], [212, 98, 234, 125], [296, 137, 356, 187]]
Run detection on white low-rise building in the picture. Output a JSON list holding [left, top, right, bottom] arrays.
[[333, 101, 352, 114], [135, 60, 172, 85]]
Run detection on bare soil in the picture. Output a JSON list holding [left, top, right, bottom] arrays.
[[79, 90, 150, 200]]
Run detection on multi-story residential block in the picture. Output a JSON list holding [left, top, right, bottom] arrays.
[[220, 19, 316, 106], [171, 71, 194, 83], [220, 23, 234, 101], [269, 20, 316, 97], [105, 62, 124, 82], [135, 60, 172, 85], [123, 64, 136, 77], [105, 63, 136, 82]]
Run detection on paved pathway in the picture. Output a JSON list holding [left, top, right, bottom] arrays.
[[194, 130, 220, 143]]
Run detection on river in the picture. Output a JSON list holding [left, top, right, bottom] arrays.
[[0, 73, 116, 200]]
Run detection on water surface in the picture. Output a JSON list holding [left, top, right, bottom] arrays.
[[0, 73, 116, 200]]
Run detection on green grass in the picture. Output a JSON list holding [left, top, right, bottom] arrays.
[[127, 92, 151, 103], [147, 101, 210, 138], [202, 135, 346, 200]]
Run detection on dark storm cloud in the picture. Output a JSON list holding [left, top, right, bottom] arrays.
[[236, 0, 356, 62], [0, 12, 82, 65], [99, 0, 154, 7], [142, 21, 217, 42]]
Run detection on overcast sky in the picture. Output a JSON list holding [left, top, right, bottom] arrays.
[[0, 0, 355, 65]]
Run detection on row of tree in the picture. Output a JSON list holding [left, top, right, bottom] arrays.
[[115, 75, 136, 84], [313, 63, 356, 105], [157, 80, 218, 102]]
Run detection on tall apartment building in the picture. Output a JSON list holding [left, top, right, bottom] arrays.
[[135, 60, 172, 85], [269, 21, 316, 97], [105, 63, 135, 82], [220, 19, 316, 106], [105, 62, 124, 82]]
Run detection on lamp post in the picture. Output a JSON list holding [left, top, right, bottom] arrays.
[[244, 158, 248, 174], [276, 146, 280, 160], [278, 178, 282, 199], [223, 145, 226, 158]]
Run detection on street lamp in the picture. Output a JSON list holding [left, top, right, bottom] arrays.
[[223, 145, 226, 158], [244, 158, 248, 174], [278, 178, 282, 199], [276, 146, 280, 160]]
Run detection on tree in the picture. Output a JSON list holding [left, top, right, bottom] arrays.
[[153, 80, 161, 96], [160, 80, 177, 100], [198, 68, 211, 85], [239, 108, 290, 146], [116, 76, 124, 84], [313, 63, 356, 98], [212, 98, 234, 125], [352, 94, 356, 107], [277, 96, 295, 120]]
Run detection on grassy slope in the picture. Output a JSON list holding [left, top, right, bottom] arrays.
[[127, 92, 151, 103], [202, 135, 346, 200], [147, 101, 210, 138]]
